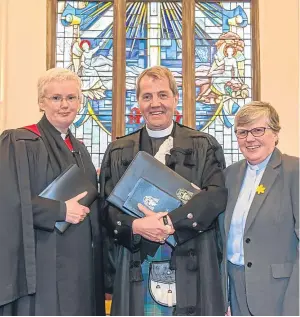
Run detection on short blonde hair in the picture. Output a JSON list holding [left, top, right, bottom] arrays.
[[136, 66, 178, 99], [235, 101, 281, 132], [37, 68, 81, 103]]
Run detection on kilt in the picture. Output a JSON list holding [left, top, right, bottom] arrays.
[[142, 244, 174, 316]]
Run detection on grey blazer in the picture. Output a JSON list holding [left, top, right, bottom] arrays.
[[219, 148, 299, 316]]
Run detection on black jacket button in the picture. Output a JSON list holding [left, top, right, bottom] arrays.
[[247, 262, 252, 268], [188, 249, 195, 256], [187, 306, 196, 315], [245, 238, 251, 243]]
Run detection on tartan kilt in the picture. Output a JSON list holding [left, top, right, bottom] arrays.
[[142, 244, 174, 316]]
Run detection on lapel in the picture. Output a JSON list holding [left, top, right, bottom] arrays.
[[224, 160, 247, 235], [244, 148, 282, 233]]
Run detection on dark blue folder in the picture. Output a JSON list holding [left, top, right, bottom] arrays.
[[107, 151, 200, 247], [123, 178, 181, 218], [39, 164, 98, 233], [123, 178, 181, 247]]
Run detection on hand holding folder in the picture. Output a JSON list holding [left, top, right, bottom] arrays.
[[39, 164, 98, 233], [64, 191, 90, 226], [137, 202, 175, 240], [107, 151, 201, 247]]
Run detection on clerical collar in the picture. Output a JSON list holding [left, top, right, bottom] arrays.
[[247, 152, 272, 172], [50, 123, 68, 139], [61, 133, 67, 140], [146, 121, 174, 138], [52, 125, 68, 140]]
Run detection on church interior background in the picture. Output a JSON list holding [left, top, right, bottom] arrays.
[[48, 0, 259, 169], [0, 0, 298, 315]]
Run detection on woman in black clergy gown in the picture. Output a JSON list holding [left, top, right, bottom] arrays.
[[0, 68, 105, 316]]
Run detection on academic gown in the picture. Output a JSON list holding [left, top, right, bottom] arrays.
[[0, 125, 105, 315], [100, 122, 228, 315]]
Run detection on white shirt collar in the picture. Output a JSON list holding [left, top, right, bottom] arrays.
[[146, 121, 174, 138], [61, 133, 67, 140]]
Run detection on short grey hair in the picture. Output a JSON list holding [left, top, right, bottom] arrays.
[[37, 68, 81, 103], [235, 101, 281, 132]]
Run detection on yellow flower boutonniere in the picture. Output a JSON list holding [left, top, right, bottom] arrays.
[[256, 184, 266, 195]]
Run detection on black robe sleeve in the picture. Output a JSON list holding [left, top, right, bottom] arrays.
[[0, 130, 36, 305], [31, 197, 66, 231], [169, 139, 228, 245], [99, 144, 140, 253]]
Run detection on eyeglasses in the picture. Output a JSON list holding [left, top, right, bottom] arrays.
[[44, 95, 79, 104], [235, 127, 272, 139]]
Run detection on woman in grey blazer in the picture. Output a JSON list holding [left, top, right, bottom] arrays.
[[220, 101, 299, 316]]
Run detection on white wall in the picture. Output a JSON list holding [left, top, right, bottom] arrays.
[[259, 0, 299, 156], [1, 0, 46, 131]]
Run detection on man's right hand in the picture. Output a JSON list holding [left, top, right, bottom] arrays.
[[132, 211, 169, 243], [65, 191, 90, 224]]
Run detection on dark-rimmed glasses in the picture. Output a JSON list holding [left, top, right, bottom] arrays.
[[235, 127, 272, 139]]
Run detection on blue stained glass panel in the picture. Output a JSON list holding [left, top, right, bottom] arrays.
[[125, 2, 183, 135], [195, 1, 252, 165], [56, 1, 114, 167]]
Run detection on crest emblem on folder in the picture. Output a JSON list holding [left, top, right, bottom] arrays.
[[143, 196, 159, 210], [176, 188, 193, 204]]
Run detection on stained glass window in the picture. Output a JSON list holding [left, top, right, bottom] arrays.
[[51, 0, 257, 168], [194, 1, 252, 165], [124, 2, 183, 134], [56, 1, 114, 167]]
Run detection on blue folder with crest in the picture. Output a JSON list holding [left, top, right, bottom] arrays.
[[123, 178, 182, 218], [107, 151, 200, 247]]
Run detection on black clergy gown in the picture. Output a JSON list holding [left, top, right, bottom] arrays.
[[0, 119, 105, 316]]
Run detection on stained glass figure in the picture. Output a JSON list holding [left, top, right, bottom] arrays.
[[195, 1, 252, 165]]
